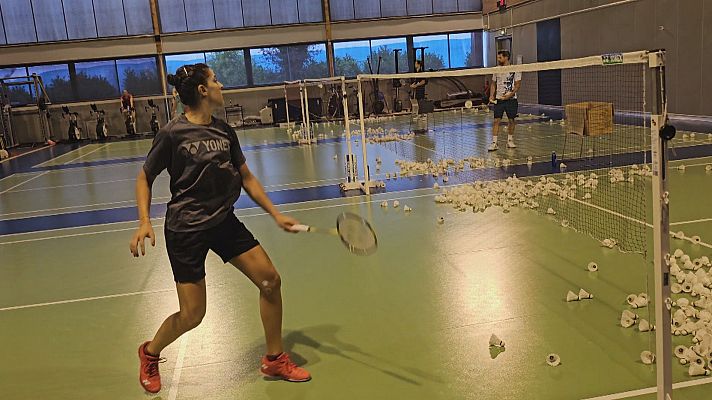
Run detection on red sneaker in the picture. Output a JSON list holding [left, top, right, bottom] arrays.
[[260, 353, 311, 382], [138, 341, 165, 393]]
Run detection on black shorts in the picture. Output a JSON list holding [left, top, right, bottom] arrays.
[[164, 212, 260, 283], [493, 99, 518, 119]]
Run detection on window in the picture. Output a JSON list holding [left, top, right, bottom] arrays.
[[117, 57, 161, 96], [93, 1, 128, 37], [124, 0, 154, 35], [242, 0, 271, 26], [165, 53, 207, 76], [206, 50, 247, 88], [0, 8, 6, 44], [63, 0, 97, 39], [75, 60, 119, 100], [333, 40, 371, 77], [1, 0, 37, 43], [0, 67, 32, 105], [31, 0, 67, 42], [270, 0, 299, 25], [369, 38, 408, 74], [354, 0, 380, 19], [406, 0, 432, 15], [28, 64, 72, 103], [184, 0, 216, 31], [413, 34, 449, 70], [380, 0, 406, 17], [288, 43, 327, 80], [433, 0, 458, 13], [213, 0, 243, 28], [158, 0, 187, 32], [449, 32, 482, 68], [250, 46, 288, 84], [458, 0, 482, 12], [297, 0, 322, 23], [329, 0, 353, 21]]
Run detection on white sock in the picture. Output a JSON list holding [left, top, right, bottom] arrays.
[[508, 135, 514, 142], [492, 136, 498, 143]]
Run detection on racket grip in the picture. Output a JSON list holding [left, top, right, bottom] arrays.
[[290, 224, 310, 232]]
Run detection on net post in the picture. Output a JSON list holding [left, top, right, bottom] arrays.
[[341, 78, 356, 183], [357, 78, 370, 195], [303, 83, 314, 144], [283, 83, 291, 138], [649, 49, 673, 400]]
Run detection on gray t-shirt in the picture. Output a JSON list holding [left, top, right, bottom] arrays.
[[143, 115, 246, 232]]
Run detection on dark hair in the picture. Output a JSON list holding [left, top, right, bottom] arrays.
[[497, 50, 511, 59], [166, 63, 211, 107]]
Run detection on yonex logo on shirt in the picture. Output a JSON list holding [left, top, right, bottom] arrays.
[[180, 139, 230, 156]]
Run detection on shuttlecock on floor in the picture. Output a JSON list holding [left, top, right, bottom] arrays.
[[578, 288, 593, 300], [546, 354, 561, 367], [688, 362, 710, 376], [546, 208, 556, 215], [566, 291, 579, 302], [639, 319, 655, 332], [403, 205, 412, 212], [393, 200, 400, 208], [678, 164, 686, 171], [489, 334, 505, 348], [587, 262, 599, 272], [706, 165, 712, 171], [671, 283, 683, 294], [433, 183, 440, 190], [690, 235, 702, 244], [561, 219, 569, 228], [626, 294, 638, 306], [559, 163, 567, 171], [333, 154, 338, 160], [622, 310, 639, 321], [386, 173, 391, 179], [641, 351, 656, 365], [683, 282, 694, 293], [674, 298, 690, 307], [673, 231, 685, 239], [602, 238, 616, 248], [584, 193, 592, 200], [621, 315, 636, 328], [437, 216, 445, 224], [443, 176, 449, 183], [380, 201, 388, 208]]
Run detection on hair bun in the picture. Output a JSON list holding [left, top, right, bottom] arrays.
[[167, 74, 180, 87]]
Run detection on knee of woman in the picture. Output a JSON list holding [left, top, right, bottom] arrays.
[[259, 272, 281, 296], [181, 309, 205, 330]]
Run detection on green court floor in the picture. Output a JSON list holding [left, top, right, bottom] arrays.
[[1, 114, 711, 400]]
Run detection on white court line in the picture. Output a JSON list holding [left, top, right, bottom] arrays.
[[671, 218, 712, 226], [167, 334, 189, 400], [0, 171, 49, 195], [62, 143, 110, 165], [0, 288, 175, 311], [581, 376, 712, 400], [0, 196, 171, 219], [0, 171, 40, 182]]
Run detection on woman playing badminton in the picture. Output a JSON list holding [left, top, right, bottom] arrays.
[[129, 63, 311, 394]]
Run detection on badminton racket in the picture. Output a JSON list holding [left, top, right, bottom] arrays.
[[290, 212, 378, 256]]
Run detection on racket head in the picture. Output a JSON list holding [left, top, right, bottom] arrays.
[[335, 212, 378, 256]]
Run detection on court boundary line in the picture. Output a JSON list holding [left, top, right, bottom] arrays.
[[0, 171, 50, 195], [61, 143, 111, 165], [167, 334, 189, 400], [581, 376, 712, 399]]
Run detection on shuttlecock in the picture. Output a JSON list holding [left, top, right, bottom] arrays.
[[673, 231, 685, 239], [333, 154, 338, 160], [622, 309, 639, 321], [393, 200, 400, 208], [566, 291, 579, 302], [376, 157, 382, 164], [675, 345, 690, 359], [674, 298, 690, 307], [380, 201, 388, 208], [546, 354, 561, 367], [489, 334, 505, 347], [626, 294, 638, 306], [578, 288, 593, 300], [639, 319, 655, 332], [678, 164, 686, 171], [584, 193, 592, 200], [641, 351, 655, 365], [621, 315, 636, 328], [546, 208, 556, 215], [683, 282, 694, 293], [561, 219, 569, 228], [386, 173, 391, 179], [602, 238, 616, 248], [437, 216, 445, 224], [674, 248, 685, 258], [706, 164, 712, 171], [443, 176, 449, 183], [587, 262, 599, 272], [632, 296, 648, 309], [403, 205, 412, 212], [688, 362, 710, 376], [690, 235, 702, 244], [559, 163, 567, 171], [671, 283, 683, 293], [433, 183, 440, 190]]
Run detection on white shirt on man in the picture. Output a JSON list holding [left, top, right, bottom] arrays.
[[492, 72, 522, 100]]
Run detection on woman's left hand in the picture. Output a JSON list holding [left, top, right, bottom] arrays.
[[274, 213, 299, 232]]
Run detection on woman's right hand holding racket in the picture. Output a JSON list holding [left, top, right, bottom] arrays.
[[130, 221, 156, 257]]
